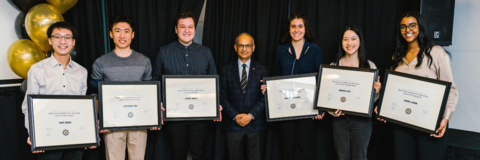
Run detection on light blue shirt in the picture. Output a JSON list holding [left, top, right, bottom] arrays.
[[238, 58, 251, 81]]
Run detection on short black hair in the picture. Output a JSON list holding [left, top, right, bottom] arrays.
[[46, 21, 77, 39], [109, 14, 135, 32], [175, 11, 196, 27]]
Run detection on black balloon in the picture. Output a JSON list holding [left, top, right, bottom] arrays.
[[7, 0, 46, 13], [14, 13, 30, 39], [20, 80, 27, 93], [70, 48, 79, 61]]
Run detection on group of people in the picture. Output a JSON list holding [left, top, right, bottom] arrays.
[[21, 10, 458, 160]]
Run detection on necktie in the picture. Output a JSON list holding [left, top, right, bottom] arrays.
[[241, 64, 247, 94]]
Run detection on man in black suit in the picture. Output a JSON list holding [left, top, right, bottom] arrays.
[[220, 33, 268, 160]]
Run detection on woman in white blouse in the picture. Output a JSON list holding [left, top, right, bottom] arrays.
[[376, 11, 458, 160]]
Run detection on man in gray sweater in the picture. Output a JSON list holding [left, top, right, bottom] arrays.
[[90, 14, 158, 160]]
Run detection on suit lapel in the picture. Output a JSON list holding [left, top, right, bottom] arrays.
[[232, 61, 242, 95], [246, 61, 256, 94]]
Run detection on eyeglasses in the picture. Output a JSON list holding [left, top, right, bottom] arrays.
[[236, 44, 253, 50], [50, 35, 74, 42], [399, 23, 417, 32]]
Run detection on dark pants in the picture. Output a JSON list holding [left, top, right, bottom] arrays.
[[226, 128, 265, 160], [278, 119, 315, 160], [392, 123, 448, 160], [36, 148, 83, 160], [332, 115, 372, 160], [165, 121, 212, 160]]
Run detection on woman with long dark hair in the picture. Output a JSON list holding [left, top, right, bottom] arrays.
[[263, 13, 324, 160], [329, 25, 381, 160], [376, 11, 458, 160]]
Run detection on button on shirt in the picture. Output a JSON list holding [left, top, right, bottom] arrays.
[[152, 41, 217, 80], [21, 56, 88, 134], [238, 59, 251, 81]]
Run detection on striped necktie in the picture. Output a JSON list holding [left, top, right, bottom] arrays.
[[241, 64, 247, 94]]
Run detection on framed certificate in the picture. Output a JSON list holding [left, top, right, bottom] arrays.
[[27, 95, 99, 151], [314, 65, 379, 117], [377, 70, 451, 134], [264, 73, 320, 122], [99, 81, 161, 130], [162, 75, 220, 121]]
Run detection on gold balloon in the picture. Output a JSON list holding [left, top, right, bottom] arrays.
[[25, 4, 64, 52], [7, 39, 46, 79], [47, 0, 78, 14]]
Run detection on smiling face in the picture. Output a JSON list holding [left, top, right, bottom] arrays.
[[110, 22, 135, 50], [289, 18, 306, 42], [234, 34, 255, 62], [175, 17, 196, 46], [400, 16, 419, 44], [342, 30, 360, 56], [48, 28, 75, 56]]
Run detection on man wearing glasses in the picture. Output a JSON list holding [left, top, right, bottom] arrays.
[[219, 33, 268, 160], [21, 22, 95, 159]]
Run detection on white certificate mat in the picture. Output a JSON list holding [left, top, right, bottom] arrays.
[[316, 67, 375, 115], [379, 74, 447, 132], [32, 99, 96, 147], [102, 84, 159, 128], [266, 76, 318, 120], [165, 78, 217, 118]]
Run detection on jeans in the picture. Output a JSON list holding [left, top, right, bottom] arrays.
[[332, 115, 372, 160]]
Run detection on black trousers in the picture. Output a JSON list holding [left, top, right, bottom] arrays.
[[392, 123, 448, 160], [277, 119, 315, 160], [225, 128, 265, 160], [332, 115, 372, 160], [165, 121, 212, 160], [36, 148, 83, 160]]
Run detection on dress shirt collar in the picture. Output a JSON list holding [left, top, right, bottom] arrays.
[[175, 41, 197, 50], [238, 58, 251, 68], [49, 55, 74, 69]]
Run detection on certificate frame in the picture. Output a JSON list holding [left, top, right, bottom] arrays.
[[98, 81, 161, 131], [376, 70, 451, 134], [27, 95, 100, 151], [264, 73, 321, 122], [314, 65, 379, 117], [162, 75, 220, 121]]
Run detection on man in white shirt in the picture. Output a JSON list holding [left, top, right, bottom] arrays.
[[21, 21, 93, 160]]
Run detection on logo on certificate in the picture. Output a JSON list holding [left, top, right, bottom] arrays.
[[340, 97, 346, 102], [189, 104, 194, 110], [290, 103, 296, 109], [128, 112, 134, 118], [63, 129, 69, 136], [405, 108, 412, 114]]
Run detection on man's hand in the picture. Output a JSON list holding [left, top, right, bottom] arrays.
[[28, 137, 45, 153], [98, 120, 110, 133], [236, 113, 253, 127], [214, 105, 223, 122], [313, 112, 325, 120]]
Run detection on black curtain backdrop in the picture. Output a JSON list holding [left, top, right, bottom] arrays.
[[202, 0, 290, 76], [104, 1, 206, 160], [105, 0, 205, 61], [3, 0, 470, 160]]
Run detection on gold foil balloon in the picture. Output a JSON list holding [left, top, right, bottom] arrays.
[[25, 4, 64, 52], [7, 39, 46, 79], [47, 0, 78, 14]]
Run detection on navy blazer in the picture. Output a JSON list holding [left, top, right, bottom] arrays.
[[220, 60, 268, 132]]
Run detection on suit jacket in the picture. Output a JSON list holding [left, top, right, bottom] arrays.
[[220, 60, 268, 132]]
